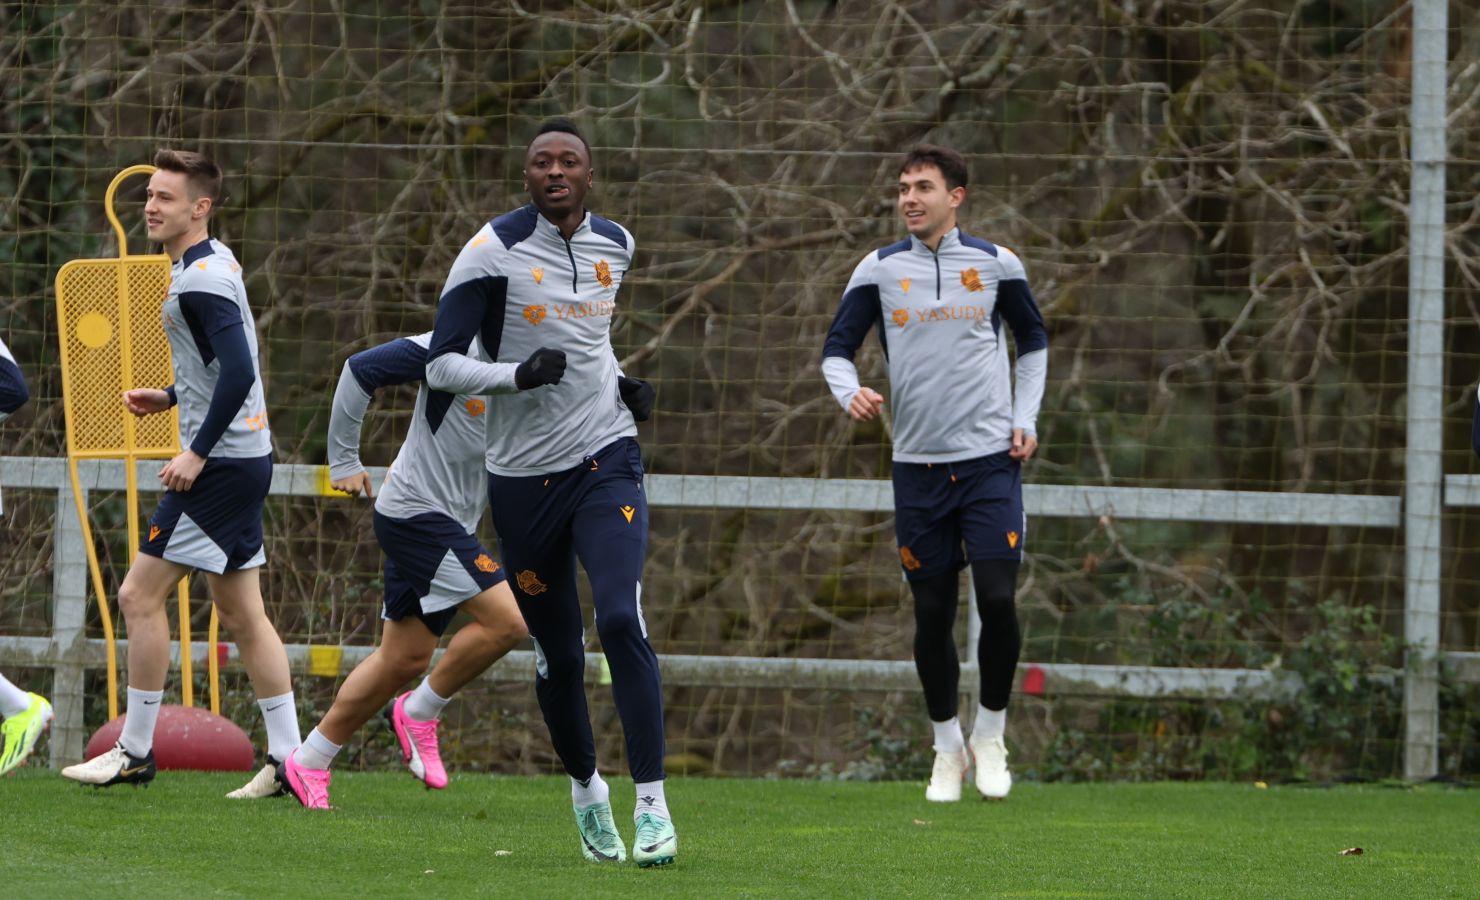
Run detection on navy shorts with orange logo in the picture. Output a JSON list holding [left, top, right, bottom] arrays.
[[372, 510, 506, 636], [140, 454, 272, 574], [891, 449, 1025, 581]]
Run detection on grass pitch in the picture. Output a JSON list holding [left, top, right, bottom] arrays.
[[5, 770, 1476, 898]]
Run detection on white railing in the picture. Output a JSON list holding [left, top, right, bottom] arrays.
[[4, 455, 1476, 770]]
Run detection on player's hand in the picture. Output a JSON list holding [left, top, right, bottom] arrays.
[[331, 471, 373, 497], [159, 449, 207, 492], [515, 347, 567, 390], [1010, 428, 1038, 461], [124, 388, 172, 417], [618, 375, 655, 421], [847, 387, 885, 422]]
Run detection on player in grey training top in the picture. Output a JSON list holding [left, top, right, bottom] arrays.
[[424, 119, 673, 868], [63, 149, 302, 797], [278, 331, 530, 810], [822, 144, 1047, 804], [0, 335, 52, 777]]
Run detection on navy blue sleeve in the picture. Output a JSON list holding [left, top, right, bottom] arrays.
[[0, 355, 29, 417], [427, 276, 510, 365], [347, 338, 429, 394], [1473, 395, 1480, 459], [179, 292, 254, 457], [822, 284, 883, 362], [996, 280, 1048, 355]]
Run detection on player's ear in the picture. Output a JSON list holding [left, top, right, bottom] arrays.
[[193, 196, 213, 221], [948, 186, 965, 209]]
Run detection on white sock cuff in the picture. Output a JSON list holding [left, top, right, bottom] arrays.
[[571, 771, 609, 807], [931, 716, 965, 753], [258, 691, 301, 760], [404, 679, 452, 721], [296, 727, 342, 770], [0, 673, 31, 718], [974, 705, 1007, 739]]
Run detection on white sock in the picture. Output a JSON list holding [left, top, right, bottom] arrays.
[[571, 770, 609, 808], [257, 691, 301, 761], [634, 780, 670, 821], [973, 704, 1007, 740], [121, 687, 164, 757], [0, 673, 30, 718], [296, 727, 341, 770], [931, 716, 965, 753], [404, 679, 450, 722]]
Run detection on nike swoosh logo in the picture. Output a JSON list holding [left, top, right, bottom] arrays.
[[264, 703, 287, 712], [142, 700, 160, 706], [582, 836, 617, 861], [119, 764, 150, 777], [639, 836, 675, 853]]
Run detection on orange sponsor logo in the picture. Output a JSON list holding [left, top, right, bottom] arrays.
[[471, 233, 490, 248], [899, 278, 911, 293], [149, 525, 161, 542], [960, 268, 985, 292], [243, 413, 269, 431], [1007, 531, 1020, 549], [899, 546, 922, 571], [465, 399, 486, 417], [229, 263, 241, 273], [517, 569, 548, 595], [619, 505, 635, 523], [524, 305, 547, 325], [891, 309, 910, 327], [593, 259, 613, 288], [531, 266, 544, 284], [553, 300, 615, 321], [474, 554, 500, 574], [195, 261, 208, 271]]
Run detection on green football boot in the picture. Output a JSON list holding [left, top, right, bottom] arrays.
[[574, 800, 627, 863], [0, 693, 53, 776]]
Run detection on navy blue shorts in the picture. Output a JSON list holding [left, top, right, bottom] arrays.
[[373, 510, 507, 637], [892, 450, 1025, 581], [487, 437, 648, 618], [140, 454, 272, 574]]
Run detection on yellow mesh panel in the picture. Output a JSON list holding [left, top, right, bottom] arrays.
[[56, 254, 178, 457], [124, 259, 178, 456]]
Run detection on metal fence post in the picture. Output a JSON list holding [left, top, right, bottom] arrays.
[[1404, 0, 1447, 781], [49, 482, 91, 767]]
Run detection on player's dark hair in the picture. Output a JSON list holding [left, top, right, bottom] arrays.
[[898, 145, 969, 191], [153, 148, 225, 208], [531, 118, 592, 160]]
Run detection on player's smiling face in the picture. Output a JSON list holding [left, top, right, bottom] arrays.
[[524, 133, 592, 220], [897, 163, 963, 246], [144, 169, 208, 248]]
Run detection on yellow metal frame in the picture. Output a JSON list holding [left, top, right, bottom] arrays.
[[54, 165, 221, 718]]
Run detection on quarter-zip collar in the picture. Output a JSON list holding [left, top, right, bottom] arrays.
[[533, 207, 590, 293], [908, 226, 961, 257], [534, 207, 590, 242]]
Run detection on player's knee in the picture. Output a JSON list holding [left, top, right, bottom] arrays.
[[593, 603, 644, 644], [388, 647, 434, 681], [116, 579, 164, 621]]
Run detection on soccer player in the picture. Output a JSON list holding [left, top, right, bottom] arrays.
[[274, 331, 531, 809], [821, 145, 1048, 802], [424, 119, 672, 867], [0, 336, 52, 776], [61, 149, 301, 792]]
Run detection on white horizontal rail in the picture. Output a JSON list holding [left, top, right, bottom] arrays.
[[3, 457, 1404, 525]]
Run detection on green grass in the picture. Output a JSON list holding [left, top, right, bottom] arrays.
[[4, 770, 1477, 898]]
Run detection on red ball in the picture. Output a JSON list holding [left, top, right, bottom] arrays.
[[84, 705, 255, 771]]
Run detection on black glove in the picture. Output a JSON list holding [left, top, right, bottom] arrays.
[[615, 373, 657, 420], [618, 376, 655, 421], [514, 347, 567, 390]]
